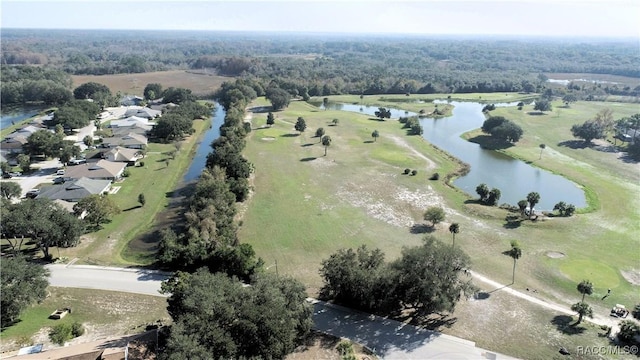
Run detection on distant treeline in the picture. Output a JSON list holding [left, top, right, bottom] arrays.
[[2, 29, 639, 104]]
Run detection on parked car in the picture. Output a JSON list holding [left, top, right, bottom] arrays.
[[2, 173, 12, 179], [56, 169, 65, 176], [53, 177, 66, 184], [25, 189, 40, 198], [8, 171, 22, 177], [69, 158, 87, 165]]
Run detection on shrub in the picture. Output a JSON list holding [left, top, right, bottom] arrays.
[[618, 320, 640, 344], [632, 304, 640, 320], [121, 169, 130, 178], [430, 172, 440, 180], [49, 322, 84, 345], [403, 168, 411, 175], [411, 170, 418, 176], [138, 161, 145, 167]]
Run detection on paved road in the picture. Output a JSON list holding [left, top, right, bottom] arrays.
[[46, 264, 515, 359]]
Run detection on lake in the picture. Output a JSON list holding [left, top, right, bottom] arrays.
[[320, 101, 587, 210]]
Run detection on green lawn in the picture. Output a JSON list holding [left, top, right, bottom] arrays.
[[239, 95, 640, 357]]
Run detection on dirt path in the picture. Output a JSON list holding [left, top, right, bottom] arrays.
[[387, 134, 436, 170], [470, 270, 622, 334]]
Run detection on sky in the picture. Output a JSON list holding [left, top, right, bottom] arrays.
[[1, 0, 639, 38]]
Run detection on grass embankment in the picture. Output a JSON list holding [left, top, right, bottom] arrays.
[[239, 95, 639, 358], [0, 288, 168, 353], [57, 117, 210, 266]]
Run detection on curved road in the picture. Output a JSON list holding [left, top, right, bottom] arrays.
[[46, 263, 517, 359]]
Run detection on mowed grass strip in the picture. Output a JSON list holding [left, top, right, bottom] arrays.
[[58, 118, 209, 265]]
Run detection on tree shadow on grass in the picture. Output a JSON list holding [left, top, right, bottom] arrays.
[[300, 157, 317, 162], [123, 205, 142, 212], [467, 134, 514, 150], [504, 214, 524, 229], [280, 133, 298, 138], [363, 140, 374, 144], [551, 315, 586, 335], [301, 143, 314, 147], [402, 312, 458, 330], [410, 223, 435, 234], [557, 140, 590, 149]]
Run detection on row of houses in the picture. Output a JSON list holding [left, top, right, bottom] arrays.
[[1, 102, 168, 207]]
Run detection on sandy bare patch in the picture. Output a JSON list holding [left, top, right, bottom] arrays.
[[261, 137, 276, 141], [546, 251, 566, 259], [621, 269, 640, 286], [337, 182, 443, 228]]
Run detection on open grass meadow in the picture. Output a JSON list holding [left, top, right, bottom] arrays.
[[71, 70, 231, 97], [0, 288, 169, 354], [239, 95, 639, 357]]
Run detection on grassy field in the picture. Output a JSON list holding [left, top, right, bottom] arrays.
[[0, 288, 168, 354], [239, 94, 639, 358], [71, 70, 231, 97]]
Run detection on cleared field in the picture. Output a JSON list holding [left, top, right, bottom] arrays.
[[71, 70, 232, 96], [239, 95, 639, 358], [0, 287, 168, 354]]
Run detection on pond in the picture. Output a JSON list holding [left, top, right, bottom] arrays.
[[320, 101, 587, 210], [0, 106, 45, 130], [183, 102, 225, 182]]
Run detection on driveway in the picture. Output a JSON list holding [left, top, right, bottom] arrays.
[[46, 264, 516, 359], [1, 158, 62, 198]]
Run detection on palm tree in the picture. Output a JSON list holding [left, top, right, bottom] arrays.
[[526, 192, 540, 214], [371, 130, 380, 142], [321, 135, 332, 156], [571, 301, 593, 324], [577, 280, 593, 302], [316, 127, 325, 142], [449, 223, 460, 246], [539, 144, 546, 159], [508, 240, 522, 284]]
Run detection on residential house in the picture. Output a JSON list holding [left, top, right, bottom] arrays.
[[124, 106, 161, 119], [63, 160, 126, 181], [101, 132, 147, 149], [1, 125, 47, 154], [109, 115, 154, 129], [111, 123, 149, 137], [104, 146, 142, 165], [36, 177, 112, 202], [120, 95, 145, 106]]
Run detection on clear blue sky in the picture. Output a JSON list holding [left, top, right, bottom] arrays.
[[1, 0, 638, 38]]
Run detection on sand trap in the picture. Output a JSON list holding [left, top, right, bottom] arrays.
[[546, 251, 565, 259], [621, 269, 640, 286], [261, 137, 276, 141]]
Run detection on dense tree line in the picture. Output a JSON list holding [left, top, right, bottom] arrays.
[[320, 236, 475, 317], [1, 65, 73, 107], [157, 80, 257, 276], [2, 30, 638, 100], [155, 79, 311, 359]]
